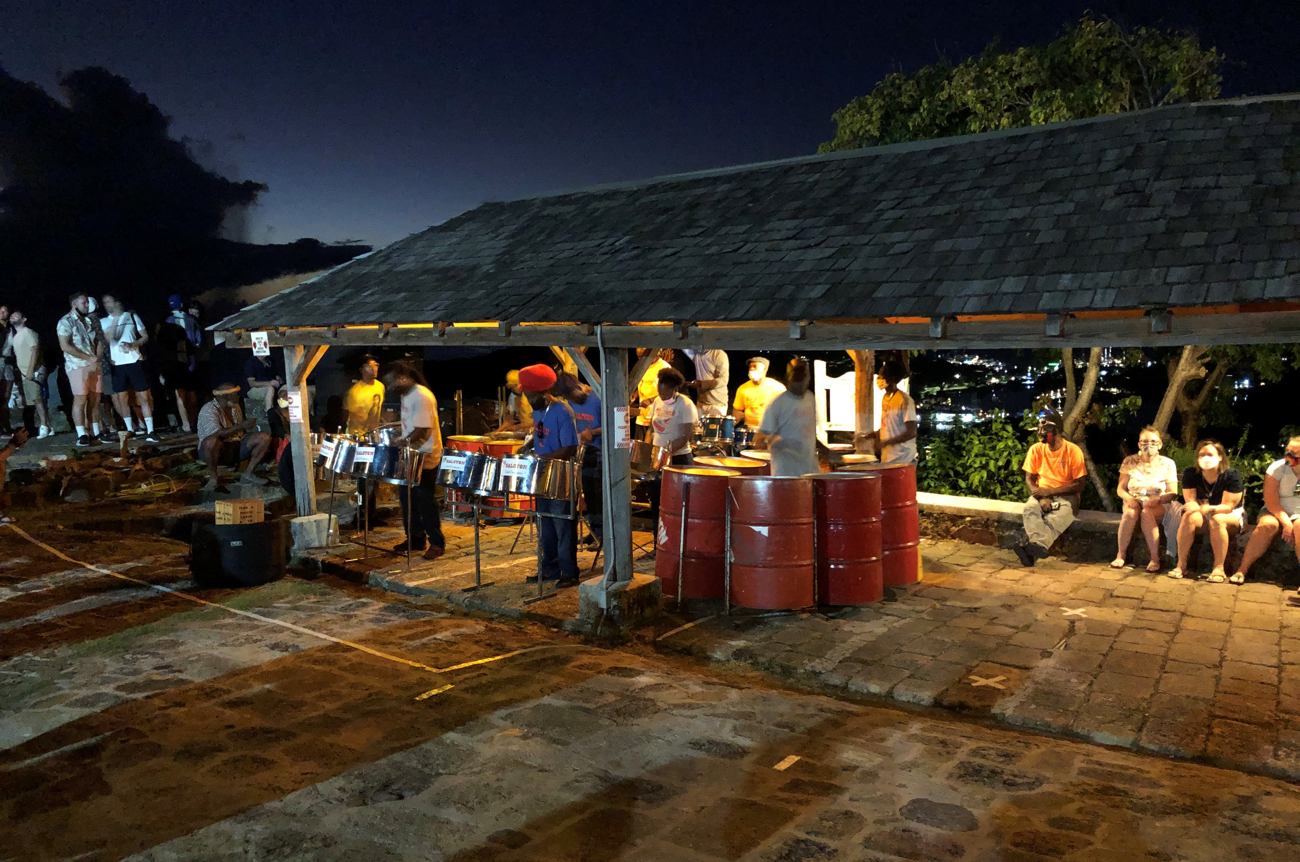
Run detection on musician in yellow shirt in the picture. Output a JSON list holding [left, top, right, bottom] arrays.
[[344, 355, 385, 525]]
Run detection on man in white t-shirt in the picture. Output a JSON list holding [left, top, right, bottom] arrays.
[[864, 359, 918, 464], [387, 359, 444, 560], [1238, 435, 1300, 582], [684, 349, 729, 418], [101, 294, 158, 441], [646, 366, 698, 467], [757, 357, 819, 477], [56, 291, 107, 446]]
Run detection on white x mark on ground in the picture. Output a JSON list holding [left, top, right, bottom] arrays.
[[968, 675, 1007, 690], [1061, 607, 1089, 618]]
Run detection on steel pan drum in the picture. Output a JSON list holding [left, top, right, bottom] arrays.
[[498, 454, 542, 495], [436, 449, 487, 489], [350, 444, 377, 478], [315, 433, 339, 468], [809, 472, 884, 605], [629, 440, 670, 476], [447, 435, 490, 452], [855, 463, 920, 587], [367, 445, 426, 485], [733, 427, 756, 450], [694, 455, 768, 476], [329, 436, 361, 474], [656, 467, 739, 600], [537, 458, 580, 501]]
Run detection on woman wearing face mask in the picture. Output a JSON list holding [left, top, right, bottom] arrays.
[[1170, 439, 1244, 582], [1236, 435, 1300, 585], [1111, 426, 1179, 572]]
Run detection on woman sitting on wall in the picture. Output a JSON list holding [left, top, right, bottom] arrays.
[[1170, 439, 1244, 583], [1111, 426, 1179, 573]]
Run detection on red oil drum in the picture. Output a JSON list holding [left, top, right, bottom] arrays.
[[656, 467, 739, 600], [480, 438, 533, 518], [809, 472, 883, 605], [694, 455, 769, 476], [727, 476, 815, 610], [856, 463, 919, 587]]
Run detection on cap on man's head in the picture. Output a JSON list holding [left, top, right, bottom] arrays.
[[506, 369, 521, 387], [168, 294, 184, 310], [213, 383, 240, 396], [518, 364, 557, 393], [1038, 408, 1064, 428], [747, 357, 770, 374]]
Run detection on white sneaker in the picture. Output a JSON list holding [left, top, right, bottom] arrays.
[[37, 426, 52, 439]]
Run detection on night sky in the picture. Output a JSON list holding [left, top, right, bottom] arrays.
[[4, 0, 1298, 248]]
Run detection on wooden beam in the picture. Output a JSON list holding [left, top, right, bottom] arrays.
[[848, 349, 875, 455], [219, 308, 1300, 352], [283, 345, 318, 517], [928, 316, 951, 339], [563, 347, 603, 401], [598, 345, 633, 585], [292, 345, 328, 387]]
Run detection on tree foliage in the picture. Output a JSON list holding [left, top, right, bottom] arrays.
[[820, 14, 1223, 152]]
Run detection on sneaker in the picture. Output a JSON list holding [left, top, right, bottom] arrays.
[[142, 433, 159, 443], [392, 539, 426, 554], [37, 426, 53, 439], [76, 435, 93, 447], [98, 430, 117, 443]]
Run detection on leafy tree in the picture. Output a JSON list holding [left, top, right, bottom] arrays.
[[820, 14, 1223, 152]]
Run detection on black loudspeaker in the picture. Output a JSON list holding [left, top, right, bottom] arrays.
[[190, 519, 288, 587]]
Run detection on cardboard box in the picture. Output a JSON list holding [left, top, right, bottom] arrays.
[[216, 498, 265, 525]]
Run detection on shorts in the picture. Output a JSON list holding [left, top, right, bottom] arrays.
[[67, 364, 102, 397], [111, 361, 152, 393], [201, 435, 259, 467], [19, 376, 44, 404]]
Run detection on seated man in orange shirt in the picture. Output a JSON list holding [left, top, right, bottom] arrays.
[[1015, 409, 1088, 567]]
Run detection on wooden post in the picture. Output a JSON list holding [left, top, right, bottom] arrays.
[[599, 343, 632, 583], [284, 344, 327, 517], [563, 347, 603, 401], [548, 345, 579, 376], [848, 349, 875, 454]]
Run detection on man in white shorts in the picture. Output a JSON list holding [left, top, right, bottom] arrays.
[[56, 292, 106, 447]]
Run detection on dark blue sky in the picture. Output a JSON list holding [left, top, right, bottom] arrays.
[[4, 0, 1298, 248]]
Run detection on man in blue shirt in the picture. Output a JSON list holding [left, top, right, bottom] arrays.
[[556, 371, 602, 546], [519, 364, 581, 586]]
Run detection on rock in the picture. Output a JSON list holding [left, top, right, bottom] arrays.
[[900, 798, 980, 832]]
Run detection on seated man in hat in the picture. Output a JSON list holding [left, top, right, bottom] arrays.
[[1014, 408, 1088, 567], [196, 383, 272, 494], [519, 363, 582, 587]]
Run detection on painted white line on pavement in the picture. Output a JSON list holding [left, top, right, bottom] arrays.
[[655, 615, 718, 642], [1061, 607, 1088, 618], [406, 556, 532, 586]]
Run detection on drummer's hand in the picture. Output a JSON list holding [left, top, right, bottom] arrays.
[[578, 428, 594, 443]]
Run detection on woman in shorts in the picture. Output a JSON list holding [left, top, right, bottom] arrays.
[[1170, 439, 1244, 583], [1111, 426, 1179, 573]]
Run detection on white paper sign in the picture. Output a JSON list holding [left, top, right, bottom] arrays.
[[286, 390, 303, 422], [353, 445, 375, 465], [319, 438, 336, 460], [251, 331, 270, 357], [501, 457, 533, 479], [440, 452, 469, 473], [613, 406, 632, 450]]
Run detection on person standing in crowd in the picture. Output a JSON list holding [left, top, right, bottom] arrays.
[[555, 371, 602, 547], [1234, 436, 1300, 584], [243, 350, 281, 431], [0, 304, 12, 434], [684, 348, 729, 419], [1169, 439, 1244, 583], [345, 355, 385, 525], [520, 363, 580, 586], [1111, 426, 1179, 573], [185, 300, 210, 391], [386, 359, 445, 560], [864, 359, 918, 464], [633, 349, 672, 440], [155, 295, 200, 433], [1014, 408, 1088, 567], [100, 294, 158, 441], [0, 428, 30, 525], [732, 356, 785, 431], [56, 292, 107, 447], [4, 311, 51, 438], [757, 357, 819, 477], [647, 367, 698, 467], [196, 383, 271, 494], [496, 369, 533, 432]]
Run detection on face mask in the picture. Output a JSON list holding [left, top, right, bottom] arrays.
[[1138, 441, 1160, 453], [1285, 451, 1300, 465], [748, 369, 763, 383], [1198, 455, 1220, 470]]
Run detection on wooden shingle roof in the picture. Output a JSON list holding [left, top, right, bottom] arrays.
[[217, 95, 1300, 334]]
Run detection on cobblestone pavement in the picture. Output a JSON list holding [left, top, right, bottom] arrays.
[[655, 538, 1300, 780], [7, 525, 1300, 860]]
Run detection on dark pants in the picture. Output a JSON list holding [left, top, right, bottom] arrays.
[[581, 447, 603, 542], [537, 496, 578, 580], [400, 471, 445, 549], [356, 477, 379, 524]]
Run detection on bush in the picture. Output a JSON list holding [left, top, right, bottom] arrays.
[[920, 414, 1027, 502]]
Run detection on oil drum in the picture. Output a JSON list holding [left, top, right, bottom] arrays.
[[727, 476, 814, 610], [656, 467, 739, 600], [856, 463, 920, 587], [809, 472, 883, 605], [694, 455, 768, 476]]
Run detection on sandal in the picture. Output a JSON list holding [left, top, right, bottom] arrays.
[[1167, 568, 1184, 580], [1146, 561, 1162, 574], [1109, 558, 1126, 569], [1207, 570, 1227, 584], [1229, 572, 1245, 585]]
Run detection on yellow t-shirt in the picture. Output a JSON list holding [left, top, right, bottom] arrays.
[[635, 358, 670, 426], [1022, 441, 1087, 491], [344, 379, 385, 432], [733, 377, 786, 428]]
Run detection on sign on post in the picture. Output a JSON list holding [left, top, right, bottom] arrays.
[[251, 331, 271, 356]]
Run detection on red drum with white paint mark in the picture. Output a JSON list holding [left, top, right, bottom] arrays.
[[855, 463, 920, 586], [727, 476, 814, 610]]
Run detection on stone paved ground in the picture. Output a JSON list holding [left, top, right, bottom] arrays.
[[654, 538, 1300, 780], [8, 523, 1300, 861]]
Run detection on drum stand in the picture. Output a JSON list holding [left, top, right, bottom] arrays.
[[462, 498, 495, 593], [522, 485, 580, 606]]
